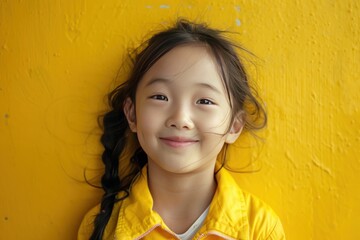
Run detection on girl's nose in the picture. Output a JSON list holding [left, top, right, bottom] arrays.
[[165, 107, 194, 130]]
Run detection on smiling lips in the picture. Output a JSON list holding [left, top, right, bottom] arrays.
[[160, 136, 199, 148]]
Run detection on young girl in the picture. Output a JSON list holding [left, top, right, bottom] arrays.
[[78, 19, 285, 240]]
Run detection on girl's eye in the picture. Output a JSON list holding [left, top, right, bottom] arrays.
[[150, 95, 168, 101], [196, 99, 214, 105]]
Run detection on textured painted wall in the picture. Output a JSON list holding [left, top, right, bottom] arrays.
[[0, 0, 359, 239]]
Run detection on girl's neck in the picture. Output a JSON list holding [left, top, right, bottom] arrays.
[[147, 161, 217, 234]]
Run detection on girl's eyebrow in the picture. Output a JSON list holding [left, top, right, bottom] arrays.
[[145, 77, 222, 94], [196, 82, 222, 94], [145, 78, 171, 87]]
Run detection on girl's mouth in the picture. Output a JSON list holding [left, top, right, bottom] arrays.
[[159, 136, 199, 148]]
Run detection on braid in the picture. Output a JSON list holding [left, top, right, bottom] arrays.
[[90, 81, 148, 239], [90, 109, 126, 240]]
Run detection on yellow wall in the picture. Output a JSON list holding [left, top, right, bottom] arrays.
[[1, 0, 359, 239]]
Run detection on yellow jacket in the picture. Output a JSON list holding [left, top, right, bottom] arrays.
[[78, 167, 285, 240]]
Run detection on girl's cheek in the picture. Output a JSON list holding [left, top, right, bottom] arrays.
[[137, 106, 163, 128], [197, 109, 231, 129]]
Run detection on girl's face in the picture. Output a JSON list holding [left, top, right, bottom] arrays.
[[125, 44, 242, 174]]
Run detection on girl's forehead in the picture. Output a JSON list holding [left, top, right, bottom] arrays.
[[140, 44, 224, 88]]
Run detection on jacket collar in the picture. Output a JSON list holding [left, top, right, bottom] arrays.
[[115, 166, 250, 239]]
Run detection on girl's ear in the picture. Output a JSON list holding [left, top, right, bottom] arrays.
[[225, 113, 244, 144], [123, 97, 137, 132]]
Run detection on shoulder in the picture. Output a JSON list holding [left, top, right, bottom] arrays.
[[241, 190, 286, 240], [77, 204, 100, 240], [77, 200, 123, 240], [213, 169, 286, 239]]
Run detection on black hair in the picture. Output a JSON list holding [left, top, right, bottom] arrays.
[[89, 18, 267, 239]]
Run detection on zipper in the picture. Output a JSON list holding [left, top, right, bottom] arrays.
[[163, 228, 181, 240], [196, 232, 209, 239], [132, 224, 181, 240], [133, 224, 161, 240], [196, 230, 236, 240]]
